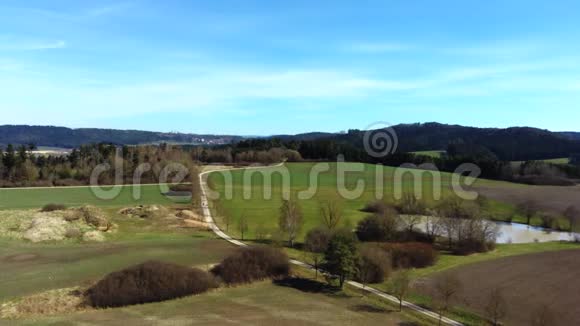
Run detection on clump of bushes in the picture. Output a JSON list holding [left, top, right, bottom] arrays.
[[452, 238, 495, 255], [211, 246, 290, 285], [87, 261, 217, 308], [40, 204, 66, 212], [396, 193, 427, 215], [304, 227, 332, 253], [356, 209, 400, 242], [375, 242, 438, 269], [357, 246, 391, 284], [361, 200, 390, 214]]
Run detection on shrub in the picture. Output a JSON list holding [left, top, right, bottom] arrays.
[[356, 209, 399, 242], [304, 227, 332, 253], [40, 203, 66, 212], [87, 261, 217, 308], [211, 246, 290, 285], [361, 200, 390, 214], [376, 242, 438, 269], [396, 193, 427, 215], [357, 246, 391, 284], [65, 227, 82, 239], [453, 238, 495, 255]]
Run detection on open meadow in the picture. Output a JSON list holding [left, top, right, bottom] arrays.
[[0, 177, 424, 325], [0, 184, 189, 210], [207, 162, 524, 241]]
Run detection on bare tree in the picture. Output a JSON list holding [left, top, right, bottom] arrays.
[[319, 200, 343, 230], [425, 217, 442, 242], [518, 199, 538, 226], [255, 223, 268, 242], [279, 197, 303, 247], [391, 269, 412, 312], [239, 212, 249, 241], [402, 214, 423, 234], [215, 201, 231, 232], [304, 227, 331, 279], [399, 193, 427, 215], [539, 213, 555, 229], [190, 165, 202, 210], [484, 287, 507, 326], [530, 303, 557, 326], [433, 274, 462, 325], [441, 217, 463, 249], [563, 205, 579, 232]]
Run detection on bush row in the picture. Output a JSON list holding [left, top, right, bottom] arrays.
[[87, 246, 290, 308], [211, 246, 290, 284], [373, 242, 438, 269]]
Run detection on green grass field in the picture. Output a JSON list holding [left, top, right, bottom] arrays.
[[511, 157, 571, 166], [207, 162, 513, 241], [0, 232, 233, 302], [410, 150, 446, 158], [0, 184, 189, 210]]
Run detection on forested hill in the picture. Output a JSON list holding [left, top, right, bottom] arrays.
[[280, 123, 580, 162], [0, 125, 241, 148], [559, 132, 580, 141], [2, 123, 580, 162]]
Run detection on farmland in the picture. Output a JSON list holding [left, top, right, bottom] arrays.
[[417, 249, 580, 326]]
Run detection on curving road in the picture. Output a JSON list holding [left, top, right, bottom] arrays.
[[199, 163, 463, 326]]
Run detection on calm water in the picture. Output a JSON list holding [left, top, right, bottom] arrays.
[[493, 222, 579, 244], [410, 216, 579, 244]]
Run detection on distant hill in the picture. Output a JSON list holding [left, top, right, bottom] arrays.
[[3, 123, 580, 162], [0, 125, 241, 148], [271, 132, 338, 141], [279, 123, 580, 161], [558, 132, 580, 141]]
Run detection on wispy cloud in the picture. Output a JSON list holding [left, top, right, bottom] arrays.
[[343, 42, 411, 53], [87, 2, 134, 17], [441, 40, 546, 58], [0, 39, 66, 51]]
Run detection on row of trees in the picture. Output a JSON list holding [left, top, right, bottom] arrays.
[[516, 199, 580, 232], [224, 136, 580, 185], [0, 143, 302, 187]]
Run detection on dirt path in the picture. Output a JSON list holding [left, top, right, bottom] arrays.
[[199, 163, 463, 326]]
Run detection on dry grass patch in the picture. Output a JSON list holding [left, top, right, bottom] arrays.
[[0, 287, 88, 319], [0, 207, 114, 243]]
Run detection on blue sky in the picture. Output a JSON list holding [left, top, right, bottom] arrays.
[[1, 0, 580, 135]]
